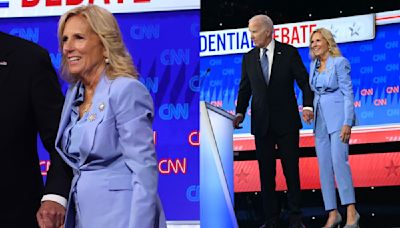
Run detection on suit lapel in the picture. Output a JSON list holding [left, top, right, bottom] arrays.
[[0, 34, 15, 87], [325, 56, 335, 85], [309, 59, 317, 87], [270, 41, 283, 84], [251, 47, 265, 83], [56, 84, 78, 145], [78, 72, 110, 165], [55, 73, 112, 167], [55, 83, 80, 168]]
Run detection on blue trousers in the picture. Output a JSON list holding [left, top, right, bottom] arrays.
[[315, 105, 356, 211]]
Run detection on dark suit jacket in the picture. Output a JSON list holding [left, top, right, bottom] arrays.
[[0, 32, 72, 227], [236, 41, 313, 137]]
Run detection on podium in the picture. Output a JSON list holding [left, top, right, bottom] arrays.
[[200, 101, 238, 228]]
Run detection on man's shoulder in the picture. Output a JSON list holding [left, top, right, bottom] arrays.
[[243, 48, 258, 59], [1, 32, 48, 56], [247, 48, 258, 54], [275, 40, 296, 51]]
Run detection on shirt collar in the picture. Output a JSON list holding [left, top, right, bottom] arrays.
[[72, 81, 85, 107], [259, 39, 275, 57]]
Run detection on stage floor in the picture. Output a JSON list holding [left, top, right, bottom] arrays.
[[235, 186, 400, 228]]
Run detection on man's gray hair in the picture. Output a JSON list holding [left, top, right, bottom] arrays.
[[249, 14, 274, 30]]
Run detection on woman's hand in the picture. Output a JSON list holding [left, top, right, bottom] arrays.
[[340, 125, 352, 143]]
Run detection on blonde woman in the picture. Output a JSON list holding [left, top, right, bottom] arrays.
[[45, 5, 166, 228], [307, 28, 359, 228]]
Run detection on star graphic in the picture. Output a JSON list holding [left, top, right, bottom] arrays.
[[329, 25, 339, 39], [385, 160, 400, 177], [236, 168, 250, 184], [349, 22, 360, 36]]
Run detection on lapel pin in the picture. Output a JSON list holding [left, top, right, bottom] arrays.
[[98, 102, 105, 111], [88, 113, 97, 122], [0, 61, 7, 66], [277, 52, 282, 55]]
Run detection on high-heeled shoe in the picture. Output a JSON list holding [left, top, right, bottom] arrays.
[[343, 212, 360, 228], [322, 212, 342, 228]]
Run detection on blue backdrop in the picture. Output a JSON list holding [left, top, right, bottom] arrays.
[[0, 9, 200, 221]]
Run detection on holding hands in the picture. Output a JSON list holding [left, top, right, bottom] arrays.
[[37, 201, 65, 228], [302, 109, 314, 124]]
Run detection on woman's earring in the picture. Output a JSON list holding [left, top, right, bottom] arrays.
[[105, 57, 110, 64]]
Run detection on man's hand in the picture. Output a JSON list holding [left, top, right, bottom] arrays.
[[232, 115, 244, 129], [302, 109, 314, 124], [37, 201, 65, 228], [340, 125, 352, 143]]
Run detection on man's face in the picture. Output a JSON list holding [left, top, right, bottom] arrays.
[[248, 20, 271, 48]]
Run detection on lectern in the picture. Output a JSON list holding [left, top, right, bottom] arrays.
[[200, 101, 238, 228]]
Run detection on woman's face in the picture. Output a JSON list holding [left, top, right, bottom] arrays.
[[62, 15, 105, 79], [310, 32, 329, 59]]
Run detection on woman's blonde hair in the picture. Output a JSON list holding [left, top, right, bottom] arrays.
[[58, 4, 138, 82], [309, 27, 342, 60]]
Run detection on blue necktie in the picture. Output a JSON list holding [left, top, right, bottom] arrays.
[[260, 48, 269, 85]]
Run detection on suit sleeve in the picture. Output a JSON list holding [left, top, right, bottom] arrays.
[[30, 48, 72, 199], [111, 79, 158, 228], [290, 47, 313, 107], [236, 54, 252, 117], [336, 57, 355, 126]]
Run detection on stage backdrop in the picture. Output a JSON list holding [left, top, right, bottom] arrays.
[[200, 11, 400, 191], [0, 1, 200, 221], [200, 11, 400, 149]]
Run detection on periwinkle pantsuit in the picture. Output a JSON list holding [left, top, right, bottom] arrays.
[[55, 73, 166, 228], [309, 56, 356, 211]]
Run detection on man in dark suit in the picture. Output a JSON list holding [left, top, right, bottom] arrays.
[[233, 15, 314, 228], [0, 32, 72, 227]]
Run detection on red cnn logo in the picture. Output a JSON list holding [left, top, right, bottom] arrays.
[[158, 158, 187, 174], [40, 160, 51, 176], [188, 130, 199, 146]]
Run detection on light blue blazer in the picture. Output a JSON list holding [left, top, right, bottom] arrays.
[[55, 73, 166, 228], [309, 56, 356, 134]]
